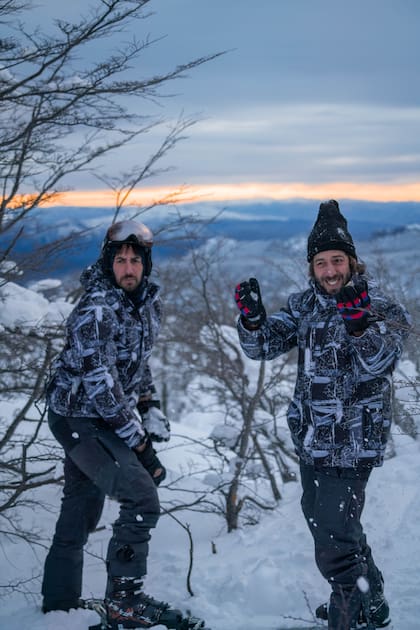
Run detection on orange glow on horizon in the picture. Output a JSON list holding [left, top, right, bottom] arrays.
[[42, 181, 420, 207]]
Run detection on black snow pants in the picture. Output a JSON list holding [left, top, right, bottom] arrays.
[[300, 463, 383, 630], [42, 410, 160, 611]]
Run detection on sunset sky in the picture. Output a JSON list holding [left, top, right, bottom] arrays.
[[38, 0, 420, 206]]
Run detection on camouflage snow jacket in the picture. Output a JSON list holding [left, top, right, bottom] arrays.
[[237, 275, 411, 468], [47, 261, 161, 448]]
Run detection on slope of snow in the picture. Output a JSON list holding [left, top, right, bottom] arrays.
[[1, 262, 418, 630], [0, 428, 419, 630]]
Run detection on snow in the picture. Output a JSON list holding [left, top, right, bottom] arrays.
[[0, 425, 419, 629], [1, 275, 419, 630], [0, 280, 73, 328], [28, 278, 63, 293]]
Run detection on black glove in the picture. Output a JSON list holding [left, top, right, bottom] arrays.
[[335, 279, 372, 334], [136, 438, 166, 486], [137, 399, 170, 442], [234, 277, 266, 328]]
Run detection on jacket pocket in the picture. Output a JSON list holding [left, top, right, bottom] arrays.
[[362, 405, 385, 449]]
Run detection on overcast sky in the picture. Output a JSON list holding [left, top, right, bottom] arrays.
[[36, 0, 420, 202]]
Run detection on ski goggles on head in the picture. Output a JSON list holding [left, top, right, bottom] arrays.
[[104, 220, 153, 249]]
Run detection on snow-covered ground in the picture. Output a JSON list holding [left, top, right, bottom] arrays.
[[1, 256, 419, 630], [0, 424, 419, 630]]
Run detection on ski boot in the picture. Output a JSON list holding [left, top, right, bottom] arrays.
[[359, 591, 391, 628], [315, 595, 391, 628], [315, 602, 369, 629], [315, 601, 328, 621], [107, 588, 183, 628], [83, 577, 211, 630]]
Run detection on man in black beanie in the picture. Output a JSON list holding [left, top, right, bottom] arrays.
[[234, 200, 411, 630]]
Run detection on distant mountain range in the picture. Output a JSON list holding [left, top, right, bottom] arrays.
[[3, 199, 420, 283]]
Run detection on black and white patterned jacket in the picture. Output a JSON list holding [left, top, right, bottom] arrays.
[[47, 261, 161, 448], [237, 275, 410, 468]]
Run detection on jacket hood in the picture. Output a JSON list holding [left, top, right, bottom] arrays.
[[80, 259, 111, 292]]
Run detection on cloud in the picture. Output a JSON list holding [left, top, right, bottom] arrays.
[[31, 0, 420, 191], [152, 102, 420, 184]]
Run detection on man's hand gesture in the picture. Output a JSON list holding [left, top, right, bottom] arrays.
[[235, 278, 266, 329]]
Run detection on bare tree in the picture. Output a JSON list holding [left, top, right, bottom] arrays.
[[154, 240, 298, 531], [0, 316, 66, 546], [0, 0, 223, 263], [0, 0, 222, 558]]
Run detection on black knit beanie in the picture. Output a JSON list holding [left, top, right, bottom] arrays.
[[307, 199, 356, 262]]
